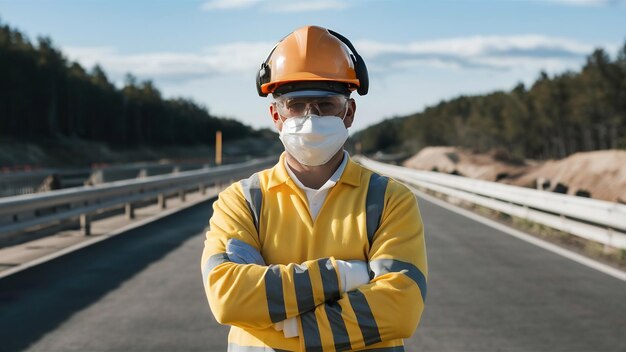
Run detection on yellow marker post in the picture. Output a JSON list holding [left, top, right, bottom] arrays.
[[215, 130, 222, 166]]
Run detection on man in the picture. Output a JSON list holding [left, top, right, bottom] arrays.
[[201, 25, 427, 351]]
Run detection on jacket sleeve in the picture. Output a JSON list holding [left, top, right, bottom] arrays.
[[294, 179, 428, 351], [200, 183, 345, 330]]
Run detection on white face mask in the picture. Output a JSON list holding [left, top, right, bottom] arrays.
[[279, 115, 349, 166]]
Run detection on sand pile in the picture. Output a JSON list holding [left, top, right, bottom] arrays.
[[402, 147, 626, 203], [402, 146, 530, 182], [509, 150, 626, 203]]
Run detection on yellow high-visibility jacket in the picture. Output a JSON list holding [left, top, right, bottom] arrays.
[[201, 153, 428, 351]]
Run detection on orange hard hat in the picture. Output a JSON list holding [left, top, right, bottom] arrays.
[[256, 25, 369, 97]]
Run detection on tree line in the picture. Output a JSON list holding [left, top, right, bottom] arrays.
[[354, 42, 626, 160], [0, 20, 258, 147]]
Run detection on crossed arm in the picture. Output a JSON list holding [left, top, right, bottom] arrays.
[[201, 181, 428, 350], [225, 238, 370, 337]]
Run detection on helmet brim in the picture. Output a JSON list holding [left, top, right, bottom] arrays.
[[263, 76, 359, 96]]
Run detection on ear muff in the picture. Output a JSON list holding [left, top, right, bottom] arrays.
[[256, 43, 279, 97], [256, 62, 270, 97], [327, 29, 369, 96], [256, 28, 369, 96]]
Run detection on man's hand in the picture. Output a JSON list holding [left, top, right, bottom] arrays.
[[226, 238, 266, 265], [335, 260, 370, 293], [273, 318, 298, 338]]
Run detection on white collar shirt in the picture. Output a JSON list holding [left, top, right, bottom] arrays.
[[284, 150, 349, 222]]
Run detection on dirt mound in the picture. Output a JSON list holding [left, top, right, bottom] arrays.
[[402, 147, 626, 203], [510, 150, 626, 203], [402, 146, 530, 182]]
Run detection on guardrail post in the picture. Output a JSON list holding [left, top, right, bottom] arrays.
[[125, 203, 135, 220], [179, 189, 186, 202], [199, 183, 206, 195], [158, 194, 167, 209], [80, 214, 91, 236]]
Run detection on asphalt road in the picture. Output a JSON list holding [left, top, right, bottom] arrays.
[[1, 195, 625, 352]]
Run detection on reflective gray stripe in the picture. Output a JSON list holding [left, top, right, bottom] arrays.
[[301, 309, 322, 352], [227, 343, 290, 352], [201, 253, 229, 285], [295, 261, 322, 350], [324, 301, 351, 351], [348, 289, 382, 346], [293, 263, 315, 314], [317, 258, 340, 302], [366, 173, 388, 246], [264, 265, 287, 323], [240, 173, 262, 232], [317, 258, 350, 350], [370, 259, 427, 302]]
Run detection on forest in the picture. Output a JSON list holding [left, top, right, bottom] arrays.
[[354, 42, 626, 160], [0, 20, 259, 148]]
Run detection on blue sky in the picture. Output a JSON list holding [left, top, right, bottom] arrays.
[[1, 0, 625, 133]]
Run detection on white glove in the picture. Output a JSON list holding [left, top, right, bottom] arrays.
[[226, 238, 266, 265], [335, 260, 370, 293], [273, 317, 299, 338], [283, 317, 298, 338]]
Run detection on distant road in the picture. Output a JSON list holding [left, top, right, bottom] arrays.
[[1, 196, 625, 351]]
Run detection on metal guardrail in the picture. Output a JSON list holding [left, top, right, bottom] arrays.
[[356, 156, 626, 249], [0, 162, 216, 197], [0, 157, 277, 237], [0, 169, 61, 197]]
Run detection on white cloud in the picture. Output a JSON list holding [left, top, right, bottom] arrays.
[[63, 35, 615, 89], [356, 35, 614, 74], [64, 42, 274, 84], [200, 0, 263, 11]]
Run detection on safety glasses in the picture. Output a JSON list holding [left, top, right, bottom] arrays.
[[273, 91, 348, 118]]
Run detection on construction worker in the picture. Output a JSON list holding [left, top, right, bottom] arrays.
[[201, 25, 427, 351]]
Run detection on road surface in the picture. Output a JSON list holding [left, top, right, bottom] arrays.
[[1, 195, 625, 351]]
